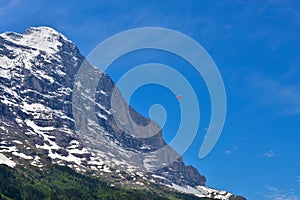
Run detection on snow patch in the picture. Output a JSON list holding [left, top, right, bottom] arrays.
[[48, 150, 82, 165], [12, 152, 33, 160], [12, 140, 22, 144], [165, 183, 233, 200], [97, 113, 108, 120], [25, 119, 55, 133], [0, 68, 11, 79], [31, 156, 43, 167], [0, 153, 16, 167], [0, 145, 18, 153], [99, 90, 108, 96]]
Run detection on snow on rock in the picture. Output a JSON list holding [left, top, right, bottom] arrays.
[[152, 174, 167, 180], [99, 90, 108, 96], [0, 67, 11, 79], [12, 152, 33, 160], [2, 26, 67, 55], [12, 140, 23, 144], [25, 119, 55, 133], [0, 145, 18, 153], [97, 113, 108, 120], [0, 153, 16, 167], [165, 183, 233, 200], [31, 156, 43, 168], [48, 150, 82, 165]]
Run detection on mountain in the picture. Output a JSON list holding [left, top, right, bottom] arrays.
[[0, 26, 245, 200]]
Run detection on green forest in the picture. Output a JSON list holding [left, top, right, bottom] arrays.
[[0, 164, 212, 200]]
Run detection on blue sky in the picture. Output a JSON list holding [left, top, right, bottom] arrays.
[[1, 0, 300, 199]]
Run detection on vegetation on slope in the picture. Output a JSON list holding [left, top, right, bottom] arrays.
[[0, 164, 212, 200]]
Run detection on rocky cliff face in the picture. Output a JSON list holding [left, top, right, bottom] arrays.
[[0, 26, 244, 200]]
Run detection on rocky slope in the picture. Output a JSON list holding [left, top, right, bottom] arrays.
[[0, 26, 245, 200]]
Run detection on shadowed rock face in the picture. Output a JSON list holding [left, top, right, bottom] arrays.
[[229, 196, 247, 200], [0, 26, 206, 187]]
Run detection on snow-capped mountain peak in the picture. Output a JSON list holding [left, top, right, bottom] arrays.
[[1, 26, 71, 54], [0, 26, 245, 200]]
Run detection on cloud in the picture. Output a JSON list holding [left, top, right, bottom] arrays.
[[224, 146, 238, 156], [264, 185, 299, 200], [248, 73, 300, 115], [224, 150, 231, 155], [263, 150, 276, 158], [297, 176, 300, 182], [0, 0, 20, 13]]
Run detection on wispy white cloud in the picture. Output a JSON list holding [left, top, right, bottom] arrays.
[[264, 185, 299, 200], [224, 146, 238, 156], [249, 73, 300, 115], [224, 150, 231, 155], [297, 176, 300, 182], [263, 150, 276, 158], [0, 0, 20, 14], [241, 0, 300, 53]]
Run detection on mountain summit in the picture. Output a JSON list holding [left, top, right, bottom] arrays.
[[0, 26, 245, 200]]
